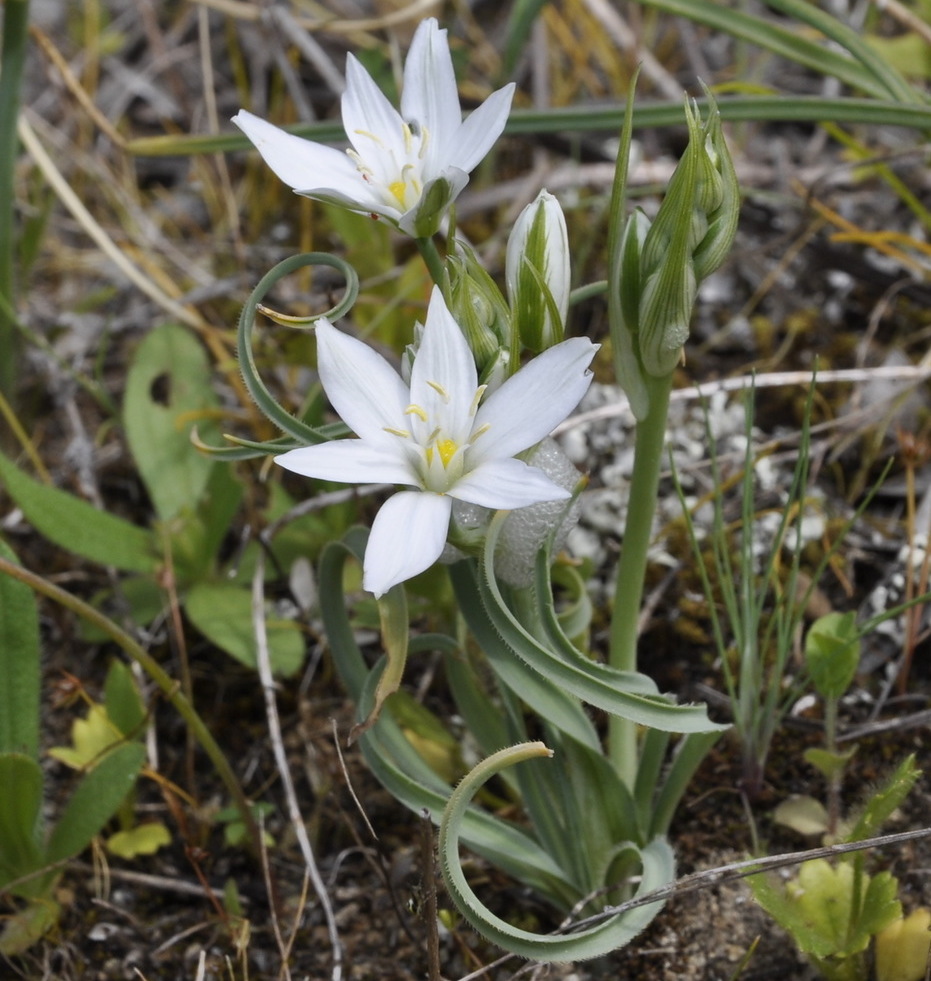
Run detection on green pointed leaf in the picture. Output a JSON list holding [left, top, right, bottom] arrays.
[[0, 449, 158, 574], [350, 584, 409, 741], [124, 323, 219, 522], [846, 754, 921, 843], [0, 753, 44, 890], [0, 540, 40, 757], [103, 659, 146, 739], [184, 581, 304, 676], [45, 742, 146, 864]]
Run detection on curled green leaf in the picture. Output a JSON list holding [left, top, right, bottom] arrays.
[[439, 741, 674, 960]]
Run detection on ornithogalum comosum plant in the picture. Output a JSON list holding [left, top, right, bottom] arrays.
[[227, 25, 737, 961]]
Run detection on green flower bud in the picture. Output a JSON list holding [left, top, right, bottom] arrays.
[[506, 190, 571, 353], [613, 89, 739, 408], [447, 245, 512, 373], [410, 176, 455, 238], [613, 209, 652, 420]]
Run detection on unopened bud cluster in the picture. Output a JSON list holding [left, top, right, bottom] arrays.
[[614, 92, 739, 419]]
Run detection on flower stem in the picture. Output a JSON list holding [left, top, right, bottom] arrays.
[[417, 236, 447, 291], [608, 372, 673, 787], [0, 0, 30, 397]]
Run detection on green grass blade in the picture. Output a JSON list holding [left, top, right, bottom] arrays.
[[0, 540, 39, 758]]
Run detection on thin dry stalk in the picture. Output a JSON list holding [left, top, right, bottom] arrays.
[[251, 553, 344, 981]]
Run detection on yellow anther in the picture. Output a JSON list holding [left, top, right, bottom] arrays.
[[427, 380, 450, 403], [354, 128, 384, 148], [471, 423, 490, 441], [469, 385, 487, 417], [405, 403, 429, 422], [383, 426, 410, 438], [402, 122, 413, 155]]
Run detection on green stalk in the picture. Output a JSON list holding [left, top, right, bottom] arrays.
[[608, 372, 673, 786], [0, 555, 262, 856], [0, 0, 30, 396], [416, 236, 447, 291]]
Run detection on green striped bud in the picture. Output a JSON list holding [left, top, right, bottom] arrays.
[[506, 190, 571, 353], [446, 244, 512, 374]]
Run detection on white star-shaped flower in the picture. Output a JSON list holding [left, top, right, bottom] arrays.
[[233, 19, 515, 237], [276, 288, 597, 596]]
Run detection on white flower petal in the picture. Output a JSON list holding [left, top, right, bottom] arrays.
[[275, 440, 415, 487], [449, 458, 570, 509], [471, 337, 597, 462], [232, 111, 361, 195], [342, 55, 408, 175], [314, 319, 411, 441], [453, 84, 516, 173], [363, 490, 451, 596], [400, 19, 460, 173], [409, 288, 477, 441]]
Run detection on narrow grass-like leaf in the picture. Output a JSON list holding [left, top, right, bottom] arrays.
[[439, 743, 675, 961], [238, 252, 358, 445], [319, 535, 582, 908], [0, 449, 158, 574], [460, 521, 725, 734], [128, 99, 931, 161], [0, 540, 39, 758]]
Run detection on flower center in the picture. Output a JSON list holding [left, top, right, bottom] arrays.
[[350, 122, 430, 214], [427, 437, 459, 468]]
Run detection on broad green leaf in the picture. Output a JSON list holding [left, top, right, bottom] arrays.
[[0, 540, 39, 757], [0, 448, 158, 574], [184, 581, 304, 676], [0, 753, 44, 890], [106, 822, 171, 858], [773, 795, 830, 836], [123, 323, 219, 522], [805, 612, 860, 701], [45, 742, 146, 864]]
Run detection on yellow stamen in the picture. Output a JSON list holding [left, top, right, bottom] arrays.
[[353, 128, 384, 148], [469, 385, 487, 417], [383, 426, 410, 438], [405, 403, 428, 422], [389, 180, 409, 206], [471, 423, 490, 441], [427, 380, 450, 402]]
